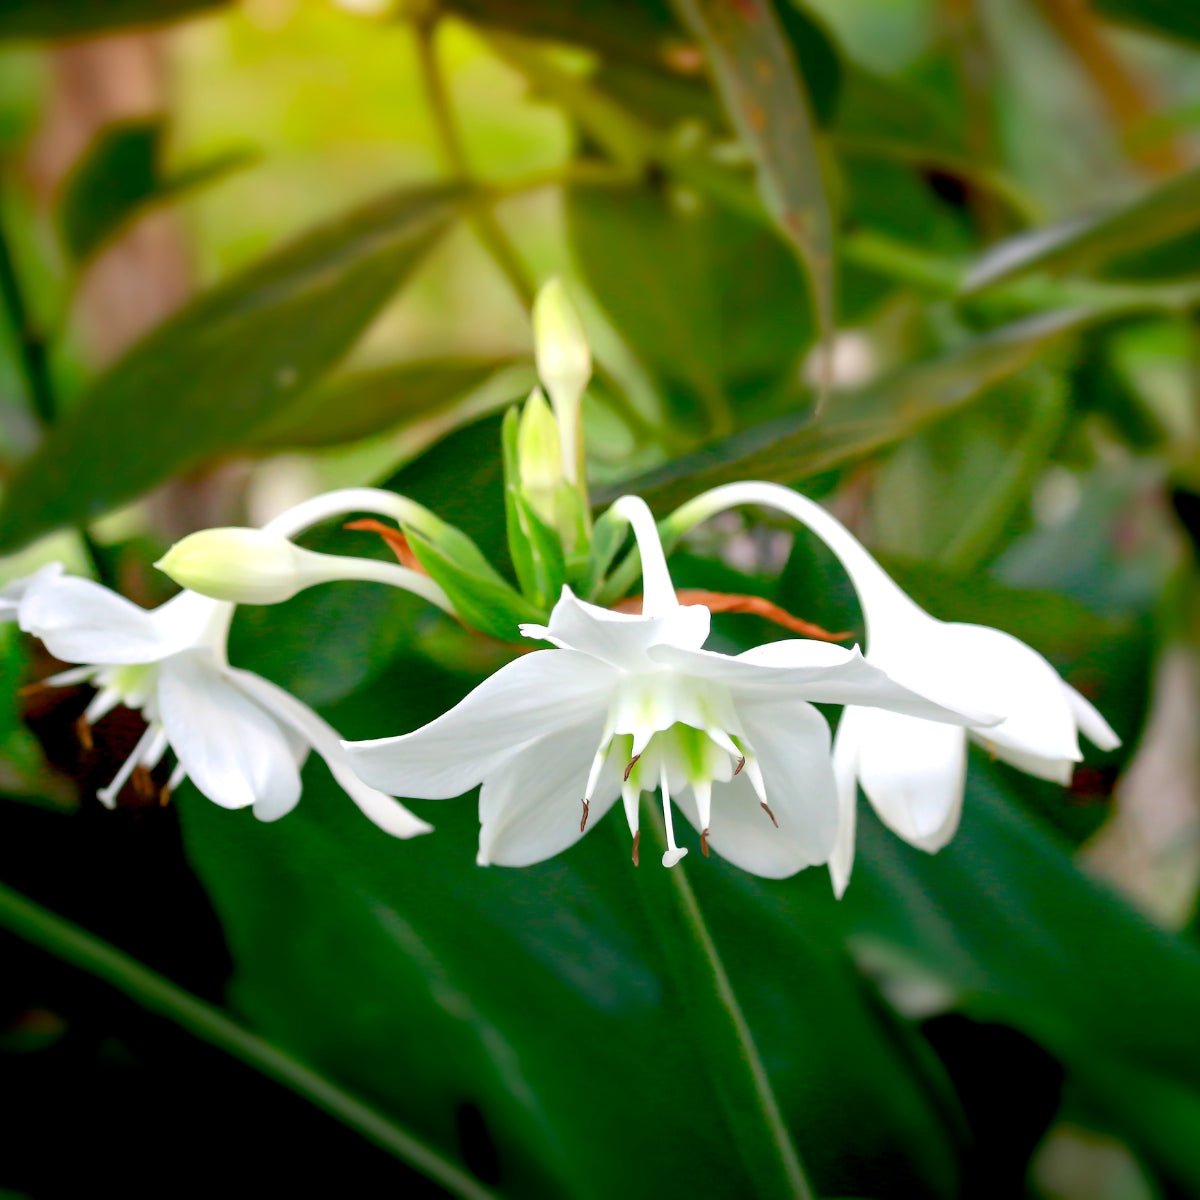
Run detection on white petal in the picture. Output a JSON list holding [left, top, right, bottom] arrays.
[[0, 562, 64, 620], [478, 718, 618, 866], [649, 640, 994, 725], [977, 738, 1074, 785], [157, 651, 301, 815], [855, 708, 967, 853], [231, 669, 431, 838], [19, 574, 184, 665], [346, 648, 618, 799], [829, 709, 862, 899], [675, 696, 838, 878], [523, 586, 710, 668], [917, 622, 1082, 762], [1063, 680, 1121, 751]]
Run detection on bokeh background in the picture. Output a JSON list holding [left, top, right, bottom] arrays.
[[2, 1, 1200, 1197]]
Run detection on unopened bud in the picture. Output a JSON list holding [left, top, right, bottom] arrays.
[[156, 528, 333, 605], [532, 278, 590, 485], [516, 387, 564, 527]]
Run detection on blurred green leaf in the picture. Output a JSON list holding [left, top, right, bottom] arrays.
[[566, 181, 812, 434], [619, 309, 1084, 511], [0, 184, 467, 553], [247, 360, 533, 451], [668, 0, 835, 384], [1093, 0, 1200, 46], [962, 166, 1200, 294], [58, 118, 252, 266], [0, 0, 225, 37]]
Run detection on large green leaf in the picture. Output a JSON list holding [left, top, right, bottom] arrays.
[[1094, 0, 1200, 46], [0, 0, 225, 37], [667, 0, 836, 380], [0, 185, 466, 553], [962, 166, 1200, 293], [615, 309, 1084, 511], [58, 118, 252, 266]]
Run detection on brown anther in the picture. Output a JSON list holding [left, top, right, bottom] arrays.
[[760, 801, 778, 828], [18, 681, 49, 697], [580, 798, 590, 833], [132, 765, 156, 802], [75, 716, 94, 752], [623, 754, 641, 782], [734, 755, 746, 776], [631, 830, 640, 867], [159, 786, 172, 808], [700, 828, 710, 857]]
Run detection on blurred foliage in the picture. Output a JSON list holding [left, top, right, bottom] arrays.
[[2, 0, 1200, 1197]]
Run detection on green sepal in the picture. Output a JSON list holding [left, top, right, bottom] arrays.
[[584, 505, 631, 600], [404, 525, 545, 643]]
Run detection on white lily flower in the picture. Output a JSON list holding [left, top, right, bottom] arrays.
[[667, 482, 1121, 895], [1, 487, 455, 835], [346, 495, 986, 877]]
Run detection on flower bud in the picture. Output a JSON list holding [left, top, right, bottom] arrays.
[[516, 387, 564, 528], [532, 278, 590, 484], [156, 528, 330, 605]]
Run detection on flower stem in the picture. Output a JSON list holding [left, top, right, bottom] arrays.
[[413, 16, 535, 308], [631, 813, 815, 1199], [0, 185, 109, 583], [0, 879, 496, 1200]]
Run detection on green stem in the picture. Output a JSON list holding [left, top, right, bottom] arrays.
[[632, 814, 815, 1199], [413, 17, 535, 309], [0, 880, 496, 1200], [0, 185, 109, 583]]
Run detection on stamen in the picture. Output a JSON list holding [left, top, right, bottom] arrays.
[[132, 765, 156, 802], [760, 801, 778, 828], [621, 783, 640, 838], [75, 717, 94, 752], [580, 798, 590, 832], [166, 762, 186, 792], [623, 753, 641, 782], [97, 725, 161, 810], [701, 828, 710, 857], [693, 779, 712, 832], [84, 687, 122, 726], [632, 830, 640, 867], [734, 755, 746, 776], [659, 764, 688, 868]]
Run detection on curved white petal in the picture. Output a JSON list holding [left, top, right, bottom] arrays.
[[1, 562, 64, 621], [346, 648, 618, 799], [1063, 680, 1121, 751], [478, 717, 617, 866], [522, 586, 709, 669], [649, 640, 993, 725], [912, 622, 1081, 763], [854, 708, 967, 853], [157, 651, 301, 815], [978, 738, 1074, 785], [609, 495, 678, 618], [829, 708, 862, 899], [231, 669, 431, 837], [19, 574, 187, 665], [675, 695, 838, 877]]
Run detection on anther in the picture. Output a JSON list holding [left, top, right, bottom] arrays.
[[734, 755, 746, 776], [701, 828, 710, 857], [75, 717, 94, 752], [760, 801, 778, 828], [132, 765, 156, 802], [632, 830, 640, 867], [580, 797, 590, 832], [159, 786, 172, 807], [623, 754, 641, 782]]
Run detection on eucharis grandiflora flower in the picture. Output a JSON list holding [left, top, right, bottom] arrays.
[[346, 495, 988, 877], [667, 482, 1121, 895], [4, 488, 451, 834]]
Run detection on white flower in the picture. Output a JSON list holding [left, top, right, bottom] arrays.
[[667, 482, 1121, 895], [345, 496, 986, 877], [3, 568, 429, 835]]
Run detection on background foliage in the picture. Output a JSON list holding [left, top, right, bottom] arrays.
[[2, 1, 1200, 1197]]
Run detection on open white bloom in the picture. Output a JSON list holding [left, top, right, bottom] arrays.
[[668, 482, 1121, 895], [346, 496, 987, 877], [1, 487, 454, 834]]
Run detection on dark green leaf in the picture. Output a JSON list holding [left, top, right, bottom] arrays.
[[616, 309, 1084, 512], [962, 166, 1200, 293], [0, 0, 225, 37], [1094, 0, 1200, 46], [668, 0, 836, 386], [0, 184, 467, 553], [58, 118, 252, 265]]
